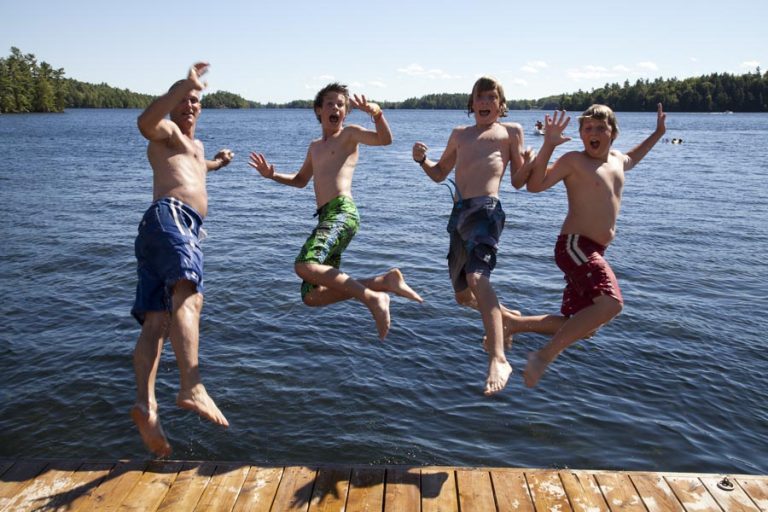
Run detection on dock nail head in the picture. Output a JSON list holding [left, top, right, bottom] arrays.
[[717, 476, 734, 491]]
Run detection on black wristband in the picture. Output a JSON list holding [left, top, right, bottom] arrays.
[[414, 156, 426, 165]]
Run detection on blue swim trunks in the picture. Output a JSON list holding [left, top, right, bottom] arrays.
[[446, 195, 505, 292], [131, 197, 205, 324]]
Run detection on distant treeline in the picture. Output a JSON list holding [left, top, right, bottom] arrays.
[[2, 46, 767, 113], [0, 47, 153, 112]]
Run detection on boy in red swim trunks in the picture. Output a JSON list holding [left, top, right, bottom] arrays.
[[516, 103, 666, 387]]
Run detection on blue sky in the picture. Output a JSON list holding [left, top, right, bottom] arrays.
[[2, 0, 766, 103]]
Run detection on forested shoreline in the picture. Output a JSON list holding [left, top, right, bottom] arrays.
[[2, 47, 766, 113]]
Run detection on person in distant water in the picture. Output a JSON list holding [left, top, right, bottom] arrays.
[[131, 62, 234, 457], [248, 83, 422, 340], [412, 76, 535, 396], [535, 120, 545, 134], [510, 103, 666, 387]]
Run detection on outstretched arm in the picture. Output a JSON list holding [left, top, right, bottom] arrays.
[[625, 103, 666, 170], [348, 94, 393, 146], [412, 129, 458, 183], [137, 62, 208, 141], [527, 110, 572, 192], [206, 149, 235, 172], [511, 147, 536, 189], [248, 148, 313, 188]]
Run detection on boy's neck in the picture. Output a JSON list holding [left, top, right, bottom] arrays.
[[321, 125, 343, 141]]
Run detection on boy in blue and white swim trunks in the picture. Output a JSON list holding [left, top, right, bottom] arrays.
[[413, 76, 535, 396], [248, 83, 422, 340]]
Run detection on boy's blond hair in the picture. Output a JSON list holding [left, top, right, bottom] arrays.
[[314, 83, 350, 123], [578, 104, 619, 139], [467, 76, 508, 117]]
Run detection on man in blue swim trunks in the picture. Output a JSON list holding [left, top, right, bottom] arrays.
[[248, 83, 422, 339], [131, 62, 234, 457], [413, 76, 535, 396]]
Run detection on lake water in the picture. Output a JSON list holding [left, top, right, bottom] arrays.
[[1, 108, 766, 474]]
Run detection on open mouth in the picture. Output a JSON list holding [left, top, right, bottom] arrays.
[[479, 110, 491, 116], [589, 139, 600, 150], [329, 114, 340, 123]]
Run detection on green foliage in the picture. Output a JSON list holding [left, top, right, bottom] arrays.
[[2, 46, 767, 113], [201, 90, 257, 109]]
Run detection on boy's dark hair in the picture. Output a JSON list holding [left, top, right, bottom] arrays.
[[314, 83, 350, 122], [467, 76, 508, 117], [578, 104, 619, 139]]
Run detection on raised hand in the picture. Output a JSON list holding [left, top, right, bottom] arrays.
[[188, 62, 210, 91], [544, 110, 572, 147], [351, 94, 381, 117], [248, 152, 275, 179], [412, 142, 428, 163], [214, 149, 234, 168], [655, 103, 666, 135]]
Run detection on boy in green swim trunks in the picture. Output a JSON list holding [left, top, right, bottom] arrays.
[[412, 76, 534, 396], [249, 83, 422, 339]]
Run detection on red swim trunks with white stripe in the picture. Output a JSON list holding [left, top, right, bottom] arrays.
[[554, 234, 623, 317]]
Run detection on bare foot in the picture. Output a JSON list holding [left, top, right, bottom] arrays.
[[483, 358, 513, 396], [368, 291, 391, 339], [131, 404, 172, 458], [176, 384, 229, 427], [384, 268, 423, 303], [523, 352, 549, 388], [482, 309, 520, 352]]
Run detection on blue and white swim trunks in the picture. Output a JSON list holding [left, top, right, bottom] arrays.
[[131, 197, 205, 324]]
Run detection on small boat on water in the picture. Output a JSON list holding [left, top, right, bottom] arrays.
[[534, 128, 545, 136]]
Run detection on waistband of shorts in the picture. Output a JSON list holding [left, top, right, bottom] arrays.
[[557, 233, 606, 253], [452, 195, 501, 209], [314, 194, 356, 217], [151, 197, 204, 225]]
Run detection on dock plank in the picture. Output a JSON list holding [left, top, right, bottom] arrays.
[[270, 465, 316, 512], [119, 460, 182, 511], [491, 470, 535, 512], [737, 477, 768, 511], [595, 472, 645, 512], [560, 470, 609, 512], [456, 469, 496, 512], [69, 459, 147, 512], [346, 467, 385, 512], [309, 466, 351, 512], [232, 466, 283, 512], [701, 476, 761, 512], [195, 463, 250, 512], [666, 475, 723, 512], [62, 462, 116, 512], [157, 461, 215, 511], [1, 459, 80, 512], [384, 467, 420, 512], [527, 471, 573, 512], [421, 468, 457, 512], [630, 472, 685, 512], [0, 459, 49, 510]]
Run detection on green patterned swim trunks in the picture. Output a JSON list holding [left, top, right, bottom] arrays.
[[295, 195, 360, 299]]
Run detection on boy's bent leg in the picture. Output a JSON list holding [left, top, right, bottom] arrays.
[[466, 273, 512, 396], [303, 268, 423, 305], [524, 295, 622, 388], [132, 311, 172, 457], [168, 280, 229, 427], [296, 262, 391, 339]]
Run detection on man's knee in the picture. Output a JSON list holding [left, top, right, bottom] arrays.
[[465, 271, 490, 291], [595, 295, 623, 319], [454, 288, 474, 307]]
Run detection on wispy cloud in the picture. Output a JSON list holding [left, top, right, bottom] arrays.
[[637, 61, 658, 71], [690, 57, 699, 62], [368, 80, 387, 88], [304, 74, 337, 89], [521, 61, 548, 74], [567, 65, 613, 81], [508, 77, 528, 86], [740, 60, 760, 69], [397, 63, 460, 79]]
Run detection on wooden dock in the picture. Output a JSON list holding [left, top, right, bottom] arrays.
[[1, 458, 767, 511]]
